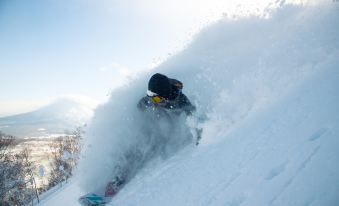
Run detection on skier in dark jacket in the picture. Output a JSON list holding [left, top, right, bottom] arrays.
[[138, 73, 196, 116], [102, 73, 197, 199]]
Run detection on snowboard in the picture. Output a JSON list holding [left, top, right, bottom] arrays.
[[78, 193, 108, 206], [78, 181, 120, 206]]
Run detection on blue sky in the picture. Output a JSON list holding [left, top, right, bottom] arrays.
[[0, 0, 273, 116]]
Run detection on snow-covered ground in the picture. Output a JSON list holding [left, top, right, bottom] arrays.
[[39, 1, 339, 206]]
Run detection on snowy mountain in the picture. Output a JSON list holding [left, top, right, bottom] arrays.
[[0, 98, 95, 138], [39, 1, 339, 206]]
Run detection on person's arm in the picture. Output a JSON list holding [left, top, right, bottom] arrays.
[[178, 94, 196, 116]]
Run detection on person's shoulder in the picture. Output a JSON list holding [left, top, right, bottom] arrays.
[[178, 93, 190, 104], [137, 96, 153, 110], [177, 93, 196, 115]]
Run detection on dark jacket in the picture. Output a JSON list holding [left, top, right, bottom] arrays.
[[139, 74, 195, 116], [137, 93, 196, 116]]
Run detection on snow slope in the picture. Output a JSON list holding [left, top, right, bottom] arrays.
[[111, 56, 339, 206], [40, 1, 339, 206]]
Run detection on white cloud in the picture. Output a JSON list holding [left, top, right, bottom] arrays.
[[52, 95, 100, 109], [98, 61, 142, 90]]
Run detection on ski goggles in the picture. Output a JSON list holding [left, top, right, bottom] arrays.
[[147, 90, 165, 103]]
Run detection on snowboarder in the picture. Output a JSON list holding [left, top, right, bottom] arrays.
[[80, 73, 199, 205], [106, 74, 197, 196], [139, 73, 202, 144]]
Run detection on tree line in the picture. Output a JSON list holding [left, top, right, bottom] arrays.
[[0, 128, 83, 205]]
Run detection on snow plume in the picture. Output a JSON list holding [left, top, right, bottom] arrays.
[[77, 1, 339, 196], [158, 1, 339, 144], [78, 81, 194, 193]]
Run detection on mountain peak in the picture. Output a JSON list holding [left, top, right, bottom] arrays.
[[0, 97, 96, 138]]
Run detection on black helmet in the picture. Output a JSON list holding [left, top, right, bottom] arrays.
[[148, 73, 172, 99], [148, 73, 183, 100]]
